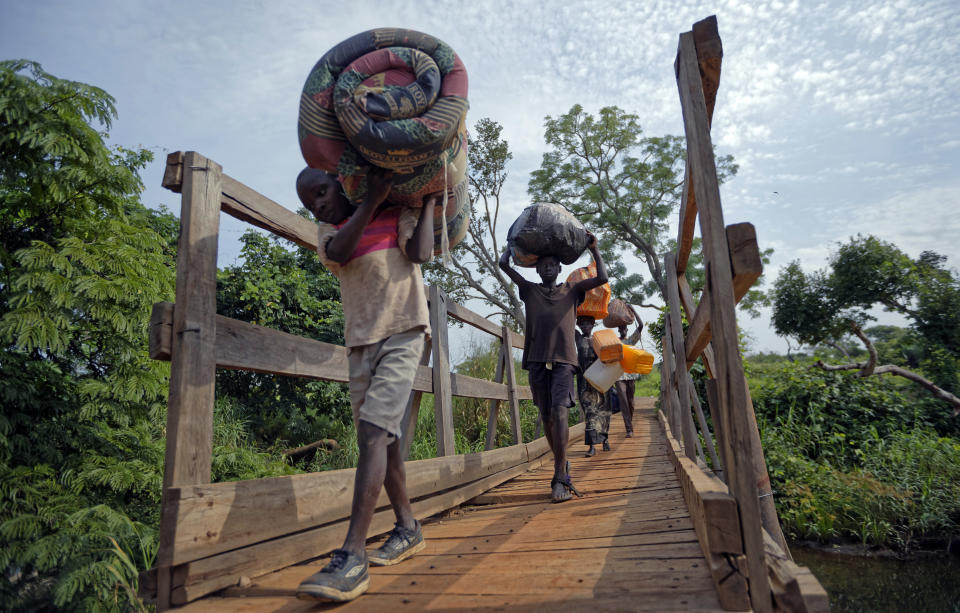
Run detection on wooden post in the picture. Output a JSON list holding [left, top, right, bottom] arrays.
[[429, 286, 456, 456], [502, 325, 522, 445], [483, 342, 506, 450], [661, 322, 684, 444], [157, 151, 222, 610], [687, 373, 723, 476], [401, 337, 432, 460], [676, 27, 772, 611], [666, 253, 698, 462]]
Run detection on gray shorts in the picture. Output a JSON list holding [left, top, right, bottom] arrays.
[[347, 328, 426, 439]]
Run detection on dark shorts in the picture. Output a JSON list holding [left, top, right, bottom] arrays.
[[527, 362, 577, 413]]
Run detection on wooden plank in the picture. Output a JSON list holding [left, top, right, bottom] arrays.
[[763, 532, 830, 613], [219, 174, 319, 251], [676, 26, 772, 612], [484, 341, 506, 450], [704, 378, 728, 482], [152, 303, 523, 401], [401, 336, 431, 460], [160, 152, 221, 491], [182, 591, 725, 613], [163, 444, 528, 566], [502, 325, 523, 445], [684, 223, 762, 369], [161, 151, 184, 193], [170, 456, 545, 604], [659, 411, 750, 611], [687, 376, 723, 477], [149, 301, 174, 360], [446, 300, 525, 349], [677, 274, 715, 379], [676, 16, 723, 274], [666, 253, 698, 462], [727, 223, 763, 302], [157, 152, 222, 611], [429, 285, 456, 455]]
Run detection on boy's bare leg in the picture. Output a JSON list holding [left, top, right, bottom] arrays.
[[549, 404, 570, 499], [383, 438, 416, 531], [342, 421, 391, 555], [616, 382, 634, 434]]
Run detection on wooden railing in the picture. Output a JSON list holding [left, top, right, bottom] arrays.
[[144, 151, 583, 608], [659, 16, 829, 613]]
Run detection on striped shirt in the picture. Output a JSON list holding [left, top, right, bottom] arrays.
[[316, 206, 430, 348]]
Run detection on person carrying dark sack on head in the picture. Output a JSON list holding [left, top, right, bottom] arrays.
[[499, 232, 608, 502]]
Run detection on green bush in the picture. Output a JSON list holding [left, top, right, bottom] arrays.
[[750, 359, 960, 549]]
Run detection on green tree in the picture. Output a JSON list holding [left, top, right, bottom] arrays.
[[527, 104, 743, 307], [0, 59, 172, 610], [423, 118, 525, 330], [0, 60, 293, 611], [771, 235, 960, 415], [216, 227, 352, 448]]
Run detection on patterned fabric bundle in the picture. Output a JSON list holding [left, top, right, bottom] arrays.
[[603, 298, 635, 328], [566, 262, 610, 319], [299, 28, 469, 254]]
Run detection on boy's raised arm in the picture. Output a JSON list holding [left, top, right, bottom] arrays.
[[326, 168, 394, 263], [499, 247, 527, 286], [574, 232, 608, 293]]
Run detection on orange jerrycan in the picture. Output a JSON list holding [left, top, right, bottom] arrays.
[[591, 329, 623, 363], [620, 345, 654, 374], [566, 262, 610, 319]]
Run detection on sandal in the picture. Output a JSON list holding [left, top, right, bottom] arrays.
[[550, 462, 582, 503]]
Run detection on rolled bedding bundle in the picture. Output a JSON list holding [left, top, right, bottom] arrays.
[[507, 202, 590, 267], [566, 262, 610, 319], [299, 28, 470, 254], [603, 298, 635, 328]]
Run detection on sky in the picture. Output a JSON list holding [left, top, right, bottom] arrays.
[[3, 0, 959, 361]]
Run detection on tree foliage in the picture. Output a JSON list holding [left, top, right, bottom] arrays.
[[527, 104, 740, 305], [0, 60, 292, 611], [216, 228, 352, 447], [0, 59, 172, 611], [772, 235, 960, 414]]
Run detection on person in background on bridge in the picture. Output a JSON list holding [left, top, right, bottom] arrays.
[[575, 315, 613, 457], [612, 305, 643, 437], [294, 166, 441, 602], [499, 234, 608, 502]]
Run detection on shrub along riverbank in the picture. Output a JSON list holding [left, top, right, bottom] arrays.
[[747, 357, 960, 552]]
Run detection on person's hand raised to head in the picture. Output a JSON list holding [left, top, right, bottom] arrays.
[[364, 166, 395, 207]]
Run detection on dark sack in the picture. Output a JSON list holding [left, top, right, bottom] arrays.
[[507, 203, 589, 267], [603, 298, 635, 328]]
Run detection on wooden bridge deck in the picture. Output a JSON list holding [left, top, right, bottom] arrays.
[[182, 401, 730, 612]]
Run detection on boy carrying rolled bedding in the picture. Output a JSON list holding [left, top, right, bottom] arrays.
[[294, 166, 441, 602], [498, 233, 608, 502]]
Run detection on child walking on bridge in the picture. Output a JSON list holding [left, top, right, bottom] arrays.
[[499, 234, 608, 502], [575, 315, 613, 456], [294, 166, 440, 602]]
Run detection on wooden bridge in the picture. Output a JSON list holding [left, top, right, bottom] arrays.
[[143, 16, 829, 612]]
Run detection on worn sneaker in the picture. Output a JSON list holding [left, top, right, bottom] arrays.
[[602, 440, 611, 451], [369, 520, 425, 566], [296, 549, 369, 602]]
